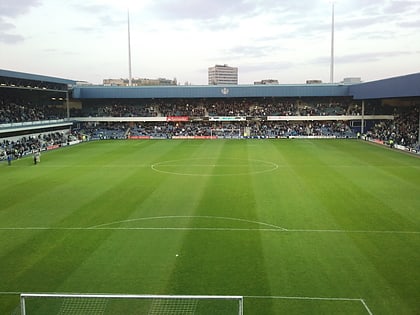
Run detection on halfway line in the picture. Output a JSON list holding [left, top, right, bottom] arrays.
[[0, 227, 418, 234]]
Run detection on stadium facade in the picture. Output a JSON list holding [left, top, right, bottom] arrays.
[[1, 69, 419, 148]]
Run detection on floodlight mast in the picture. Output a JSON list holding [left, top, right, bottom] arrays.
[[128, 9, 133, 86], [330, 1, 335, 84]]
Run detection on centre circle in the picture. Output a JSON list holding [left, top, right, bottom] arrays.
[[151, 158, 278, 176]]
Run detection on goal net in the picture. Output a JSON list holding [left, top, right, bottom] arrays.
[[210, 128, 243, 139], [20, 293, 244, 315]]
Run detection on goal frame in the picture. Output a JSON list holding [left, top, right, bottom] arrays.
[[20, 293, 244, 315]]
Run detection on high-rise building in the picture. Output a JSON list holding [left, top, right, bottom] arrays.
[[208, 64, 238, 85]]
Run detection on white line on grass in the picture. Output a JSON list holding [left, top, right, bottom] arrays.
[[0, 227, 419, 235], [3, 164, 153, 168], [361, 299, 374, 315], [0, 227, 286, 232], [88, 215, 288, 230], [286, 229, 420, 234], [0, 292, 21, 295], [155, 164, 256, 167], [246, 295, 361, 301], [0, 216, 418, 234], [0, 291, 373, 314], [246, 295, 374, 314], [151, 158, 279, 176]]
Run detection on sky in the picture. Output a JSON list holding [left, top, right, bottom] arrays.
[[1, 0, 420, 85]]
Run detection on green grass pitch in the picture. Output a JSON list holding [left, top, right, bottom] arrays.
[[0, 139, 419, 314]]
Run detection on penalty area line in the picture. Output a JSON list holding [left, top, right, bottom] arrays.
[[361, 299, 374, 315], [286, 229, 420, 234], [0, 292, 21, 295], [246, 295, 374, 314], [0, 292, 375, 314]]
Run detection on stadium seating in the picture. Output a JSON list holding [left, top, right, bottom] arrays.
[[1, 97, 419, 154]]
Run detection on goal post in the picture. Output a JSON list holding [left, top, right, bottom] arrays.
[[210, 128, 243, 139], [20, 293, 244, 315]]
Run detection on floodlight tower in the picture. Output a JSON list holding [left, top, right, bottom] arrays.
[[330, 1, 335, 83], [127, 9, 133, 86]]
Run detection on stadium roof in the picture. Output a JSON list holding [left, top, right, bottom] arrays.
[[72, 73, 420, 100], [72, 84, 350, 99], [0, 69, 76, 85], [1, 69, 419, 100], [349, 72, 420, 100]]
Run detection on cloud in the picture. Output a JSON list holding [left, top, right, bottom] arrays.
[[99, 15, 125, 27], [313, 51, 416, 65], [148, 0, 257, 21], [72, 2, 110, 14], [0, 0, 42, 18], [0, 31, 24, 44], [197, 16, 240, 31], [398, 19, 420, 28], [382, 0, 420, 15], [147, 0, 321, 26], [225, 44, 280, 59], [0, 0, 41, 44], [0, 19, 17, 31], [70, 2, 125, 31], [43, 48, 80, 56], [337, 15, 389, 30], [240, 61, 293, 73], [0, 18, 22, 44]]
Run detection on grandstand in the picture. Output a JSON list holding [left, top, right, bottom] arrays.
[[1, 69, 420, 314], [1, 69, 419, 155]]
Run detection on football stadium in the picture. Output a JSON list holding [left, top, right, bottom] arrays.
[[1, 69, 420, 314]]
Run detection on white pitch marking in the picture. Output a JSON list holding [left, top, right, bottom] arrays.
[[5, 164, 152, 168], [154, 164, 284, 168], [150, 158, 279, 176], [88, 215, 288, 230], [286, 229, 420, 234], [0, 292, 21, 295], [0, 227, 283, 231], [0, 226, 419, 235], [360, 299, 374, 315], [246, 295, 374, 314], [246, 295, 361, 301], [0, 291, 374, 314]]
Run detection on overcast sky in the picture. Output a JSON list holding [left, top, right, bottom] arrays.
[[1, 0, 420, 85]]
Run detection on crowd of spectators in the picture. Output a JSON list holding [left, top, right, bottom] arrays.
[[77, 97, 361, 118], [0, 97, 368, 122], [0, 101, 66, 123], [0, 131, 79, 160], [77, 120, 355, 139], [76, 124, 128, 140], [299, 101, 361, 116], [157, 100, 206, 117], [0, 102, 46, 123], [81, 103, 157, 118], [1, 96, 419, 154], [367, 106, 419, 150]]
